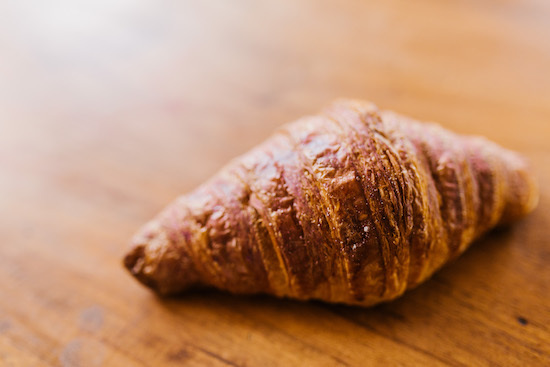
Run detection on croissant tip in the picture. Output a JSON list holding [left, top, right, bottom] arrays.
[[123, 244, 145, 274], [123, 243, 159, 291], [124, 229, 200, 296]]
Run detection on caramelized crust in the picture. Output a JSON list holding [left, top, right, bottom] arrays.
[[124, 100, 538, 306]]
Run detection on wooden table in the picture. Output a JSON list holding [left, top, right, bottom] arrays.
[[1, 1, 549, 366]]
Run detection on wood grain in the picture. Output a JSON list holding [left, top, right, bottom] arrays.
[[0, 0, 549, 366]]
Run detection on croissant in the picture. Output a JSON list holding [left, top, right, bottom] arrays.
[[124, 100, 538, 306]]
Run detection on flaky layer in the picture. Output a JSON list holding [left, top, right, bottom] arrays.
[[124, 100, 538, 306]]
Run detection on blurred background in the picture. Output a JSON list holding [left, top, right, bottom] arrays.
[[0, 1, 549, 366]]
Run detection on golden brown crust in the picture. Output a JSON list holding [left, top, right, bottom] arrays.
[[124, 100, 539, 306]]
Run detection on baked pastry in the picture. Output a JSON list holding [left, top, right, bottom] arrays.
[[124, 100, 538, 306]]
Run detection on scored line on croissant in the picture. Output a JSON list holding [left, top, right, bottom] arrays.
[[124, 100, 538, 306]]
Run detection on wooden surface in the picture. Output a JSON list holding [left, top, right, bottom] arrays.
[[1, 0, 549, 366]]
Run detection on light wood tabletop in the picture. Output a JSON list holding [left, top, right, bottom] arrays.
[[1, 0, 549, 366]]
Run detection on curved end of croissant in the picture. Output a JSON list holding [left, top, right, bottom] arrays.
[[500, 153, 540, 224], [123, 223, 199, 295], [123, 243, 153, 287]]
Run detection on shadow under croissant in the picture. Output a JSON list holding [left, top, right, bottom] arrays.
[[154, 226, 517, 324]]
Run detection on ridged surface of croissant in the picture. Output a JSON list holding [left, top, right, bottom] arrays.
[[124, 100, 538, 306]]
